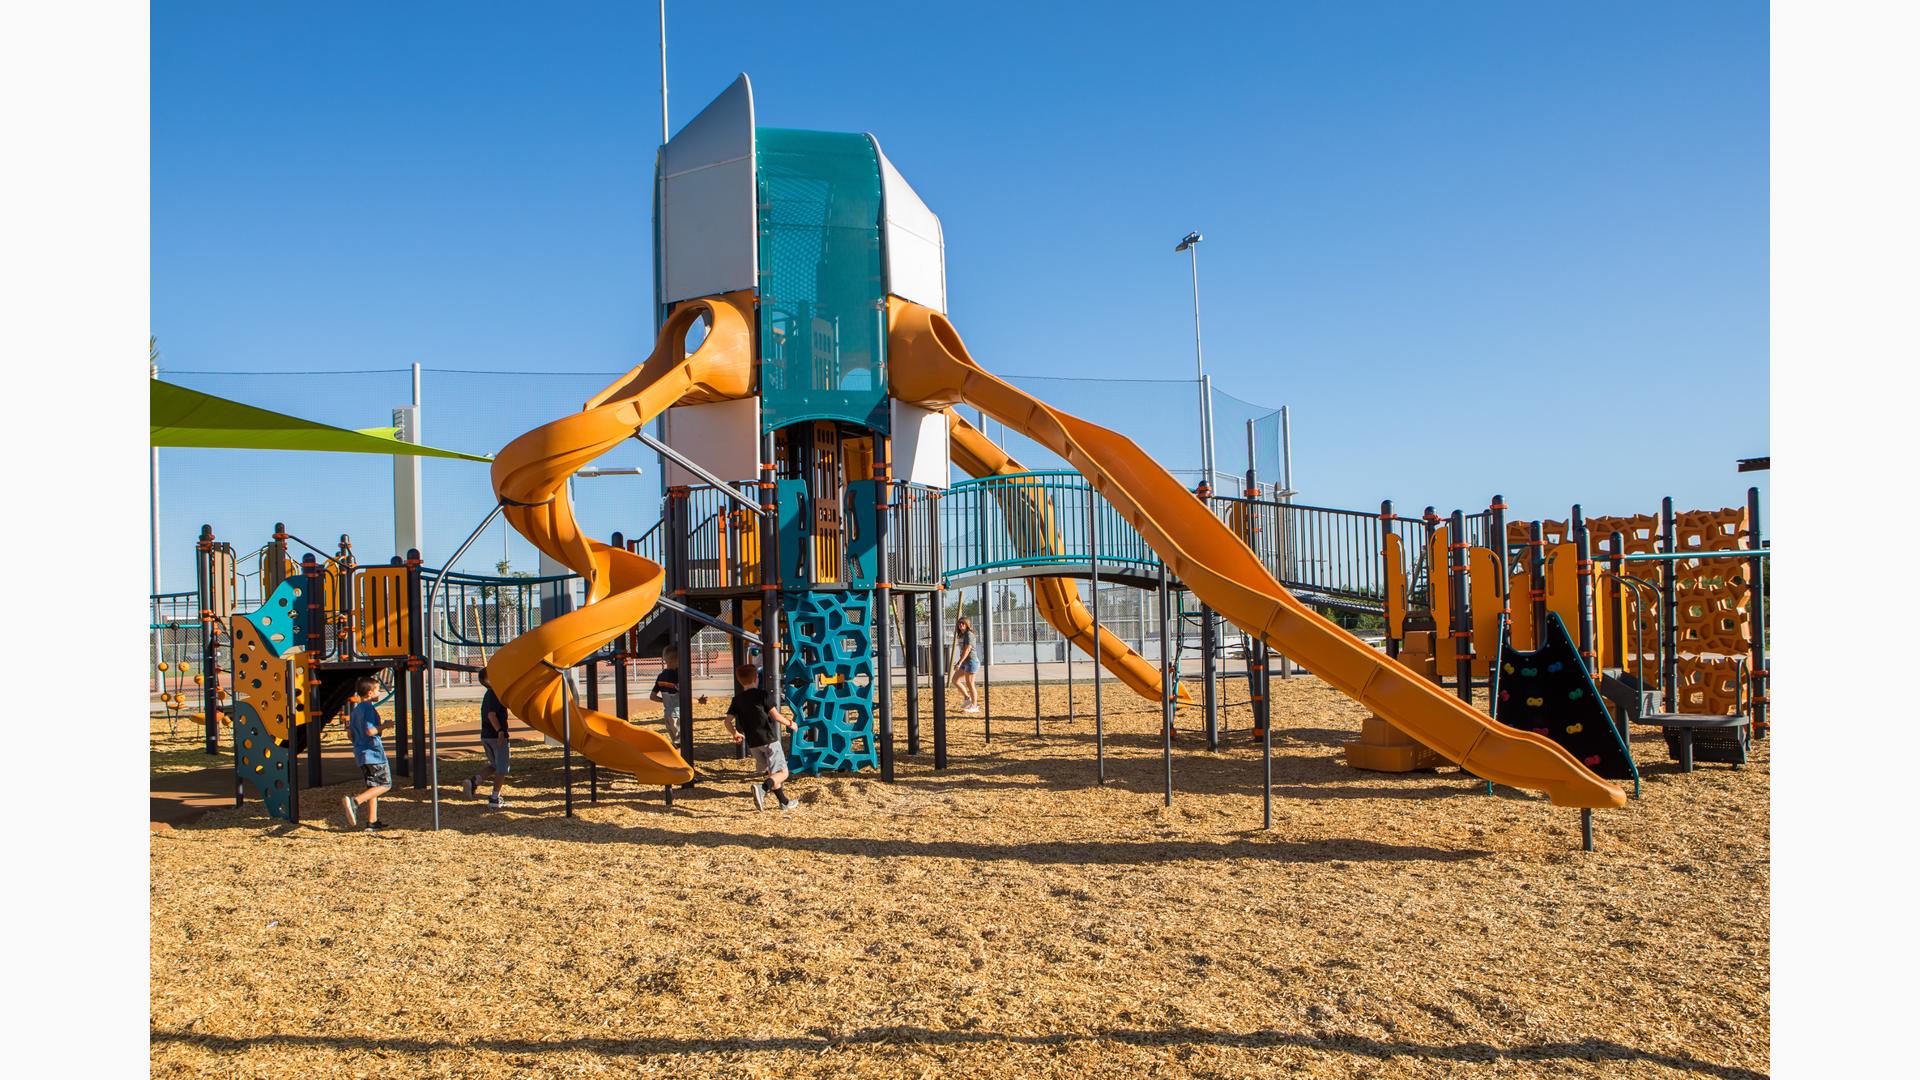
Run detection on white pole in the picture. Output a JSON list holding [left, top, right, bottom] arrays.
[[1280, 404, 1293, 496], [393, 363, 425, 560], [659, 0, 669, 143], [151, 442, 163, 686], [1182, 237, 1215, 488]]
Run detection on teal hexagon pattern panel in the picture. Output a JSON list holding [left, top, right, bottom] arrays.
[[780, 589, 877, 776]]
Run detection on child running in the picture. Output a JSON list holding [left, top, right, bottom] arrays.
[[341, 676, 392, 831], [723, 664, 798, 811], [463, 669, 512, 809], [649, 645, 682, 744]]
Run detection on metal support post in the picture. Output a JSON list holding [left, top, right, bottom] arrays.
[[1660, 497, 1678, 712], [1746, 487, 1768, 737]]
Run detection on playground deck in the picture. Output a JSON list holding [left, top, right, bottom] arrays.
[[149, 680, 1767, 1079]]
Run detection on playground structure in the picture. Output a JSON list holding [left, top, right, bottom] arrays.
[[1345, 492, 1768, 777], [159, 77, 1772, 847], [189, 524, 431, 822], [455, 74, 1650, 843]]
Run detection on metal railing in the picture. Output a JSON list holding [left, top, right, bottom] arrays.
[[939, 471, 1161, 581]]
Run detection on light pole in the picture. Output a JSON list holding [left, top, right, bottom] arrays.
[[659, 1, 669, 143], [150, 347, 163, 686], [1174, 231, 1216, 492]]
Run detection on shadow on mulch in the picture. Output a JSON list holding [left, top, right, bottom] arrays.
[[149, 1025, 1766, 1079]]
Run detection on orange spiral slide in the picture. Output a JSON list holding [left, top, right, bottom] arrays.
[[484, 294, 757, 785], [888, 298, 1626, 809], [945, 409, 1191, 705]]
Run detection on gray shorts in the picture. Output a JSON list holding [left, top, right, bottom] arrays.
[[481, 737, 510, 776], [748, 741, 788, 777]]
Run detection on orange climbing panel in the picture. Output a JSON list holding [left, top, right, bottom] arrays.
[[353, 565, 412, 659], [1469, 546, 1502, 678]]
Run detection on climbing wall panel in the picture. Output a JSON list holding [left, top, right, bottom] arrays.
[[780, 589, 878, 776], [1495, 613, 1637, 783], [231, 703, 292, 820], [229, 580, 310, 821], [1508, 507, 1753, 712]]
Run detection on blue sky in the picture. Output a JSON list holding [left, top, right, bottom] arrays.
[[152, 0, 1766, 591]]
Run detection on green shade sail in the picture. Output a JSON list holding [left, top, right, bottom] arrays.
[[150, 380, 492, 462]]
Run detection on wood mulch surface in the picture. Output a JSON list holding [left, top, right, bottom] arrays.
[[151, 677, 1768, 1078]]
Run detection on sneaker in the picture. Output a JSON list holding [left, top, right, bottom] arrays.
[[488, 795, 504, 809], [779, 797, 798, 812], [340, 795, 358, 827], [366, 820, 389, 832], [963, 704, 981, 714], [750, 783, 767, 811], [463, 776, 477, 798]]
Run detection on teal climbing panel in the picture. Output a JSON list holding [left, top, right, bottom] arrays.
[[243, 578, 307, 658], [780, 589, 877, 776], [232, 702, 293, 820], [777, 479, 812, 585], [230, 577, 307, 821]]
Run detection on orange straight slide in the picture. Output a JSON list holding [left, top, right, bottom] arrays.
[[485, 294, 758, 784], [888, 298, 1626, 809]]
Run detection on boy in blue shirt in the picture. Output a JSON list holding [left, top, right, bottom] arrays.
[[341, 676, 393, 831]]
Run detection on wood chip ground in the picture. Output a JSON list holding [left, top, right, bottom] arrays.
[[151, 676, 1768, 1078]]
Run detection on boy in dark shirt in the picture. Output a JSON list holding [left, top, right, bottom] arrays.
[[464, 669, 512, 808], [723, 664, 797, 811], [649, 645, 682, 743], [341, 676, 392, 831]]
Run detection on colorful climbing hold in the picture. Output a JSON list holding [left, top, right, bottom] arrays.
[[1566, 723, 1584, 735], [1527, 696, 1544, 707], [1521, 667, 1538, 678], [1546, 661, 1563, 673], [1567, 688, 1585, 701]]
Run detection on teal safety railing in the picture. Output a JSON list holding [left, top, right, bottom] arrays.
[[940, 471, 1161, 581]]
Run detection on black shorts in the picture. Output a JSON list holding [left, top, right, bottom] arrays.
[[362, 763, 392, 789]]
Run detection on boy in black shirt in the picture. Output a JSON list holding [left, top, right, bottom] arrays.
[[463, 669, 512, 808], [723, 664, 797, 811]]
